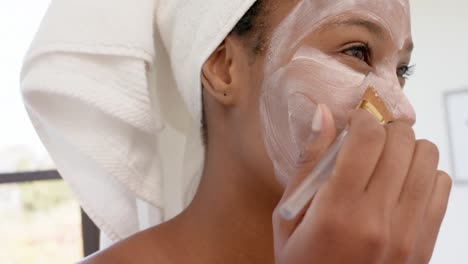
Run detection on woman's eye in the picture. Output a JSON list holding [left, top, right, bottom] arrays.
[[342, 44, 371, 64], [397, 65, 415, 79]]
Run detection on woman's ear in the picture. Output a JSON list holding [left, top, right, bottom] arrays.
[[201, 37, 244, 106]]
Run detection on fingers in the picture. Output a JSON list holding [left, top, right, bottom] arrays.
[[378, 139, 438, 264], [410, 171, 452, 264], [329, 109, 386, 195], [398, 140, 440, 213], [425, 171, 452, 234], [384, 140, 447, 264], [367, 122, 416, 207]]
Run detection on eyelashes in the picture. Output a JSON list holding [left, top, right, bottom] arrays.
[[397, 64, 415, 79], [342, 43, 372, 65], [341, 43, 415, 80]]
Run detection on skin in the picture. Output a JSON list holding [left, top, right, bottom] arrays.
[[80, 0, 452, 263]]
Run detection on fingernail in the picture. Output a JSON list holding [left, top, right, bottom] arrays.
[[312, 105, 323, 132]]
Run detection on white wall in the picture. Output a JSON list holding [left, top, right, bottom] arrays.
[[0, 0, 52, 169], [408, 1, 468, 263]]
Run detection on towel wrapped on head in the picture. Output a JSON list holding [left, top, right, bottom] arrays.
[[21, 0, 257, 242]]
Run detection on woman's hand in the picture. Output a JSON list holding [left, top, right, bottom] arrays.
[[273, 105, 452, 264]]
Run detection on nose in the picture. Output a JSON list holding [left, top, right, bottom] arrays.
[[392, 89, 416, 126], [368, 73, 416, 126]]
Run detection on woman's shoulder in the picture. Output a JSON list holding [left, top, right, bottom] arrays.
[[78, 227, 171, 264]]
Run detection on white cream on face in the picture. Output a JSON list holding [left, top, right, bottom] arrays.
[[260, 0, 416, 184]]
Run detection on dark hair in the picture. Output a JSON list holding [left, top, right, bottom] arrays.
[[201, 1, 266, 146], [231, 0, 267, 54], [232, 1, 263, 34]]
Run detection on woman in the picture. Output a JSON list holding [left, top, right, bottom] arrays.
[[23, 0, 452, 263]]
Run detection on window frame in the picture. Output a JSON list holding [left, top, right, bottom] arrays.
[[0, 170, 100, 257]]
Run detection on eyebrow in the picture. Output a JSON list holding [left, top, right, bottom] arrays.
[[329, 18, 385, 36]]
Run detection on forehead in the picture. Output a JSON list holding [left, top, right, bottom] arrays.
[[273, 0, 411, 37], [267, 0, 412, 52], [301, 0, 410, 15], [280, 0, 411, 21]]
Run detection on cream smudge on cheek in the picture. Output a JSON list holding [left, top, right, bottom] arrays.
[[287, 48, 368, 128]]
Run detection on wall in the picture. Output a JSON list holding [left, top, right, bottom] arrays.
[[408, 1, 468, 263]]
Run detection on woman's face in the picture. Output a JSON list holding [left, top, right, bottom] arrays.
[[229, 0, 416, 190]]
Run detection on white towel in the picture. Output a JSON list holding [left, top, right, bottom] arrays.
[[21, 0, 257, 242]]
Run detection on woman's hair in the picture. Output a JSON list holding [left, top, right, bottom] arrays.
[[231, 0, 267, 54], [201, 0, 266, 146]]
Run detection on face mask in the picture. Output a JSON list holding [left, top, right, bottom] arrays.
[[259, 0, 416, 184]]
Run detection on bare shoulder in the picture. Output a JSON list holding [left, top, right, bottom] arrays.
[[78, 227, 171, 264]]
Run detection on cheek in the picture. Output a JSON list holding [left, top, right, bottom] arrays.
[[260, 57, 367, 184], [283, 60, 368, 128]]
